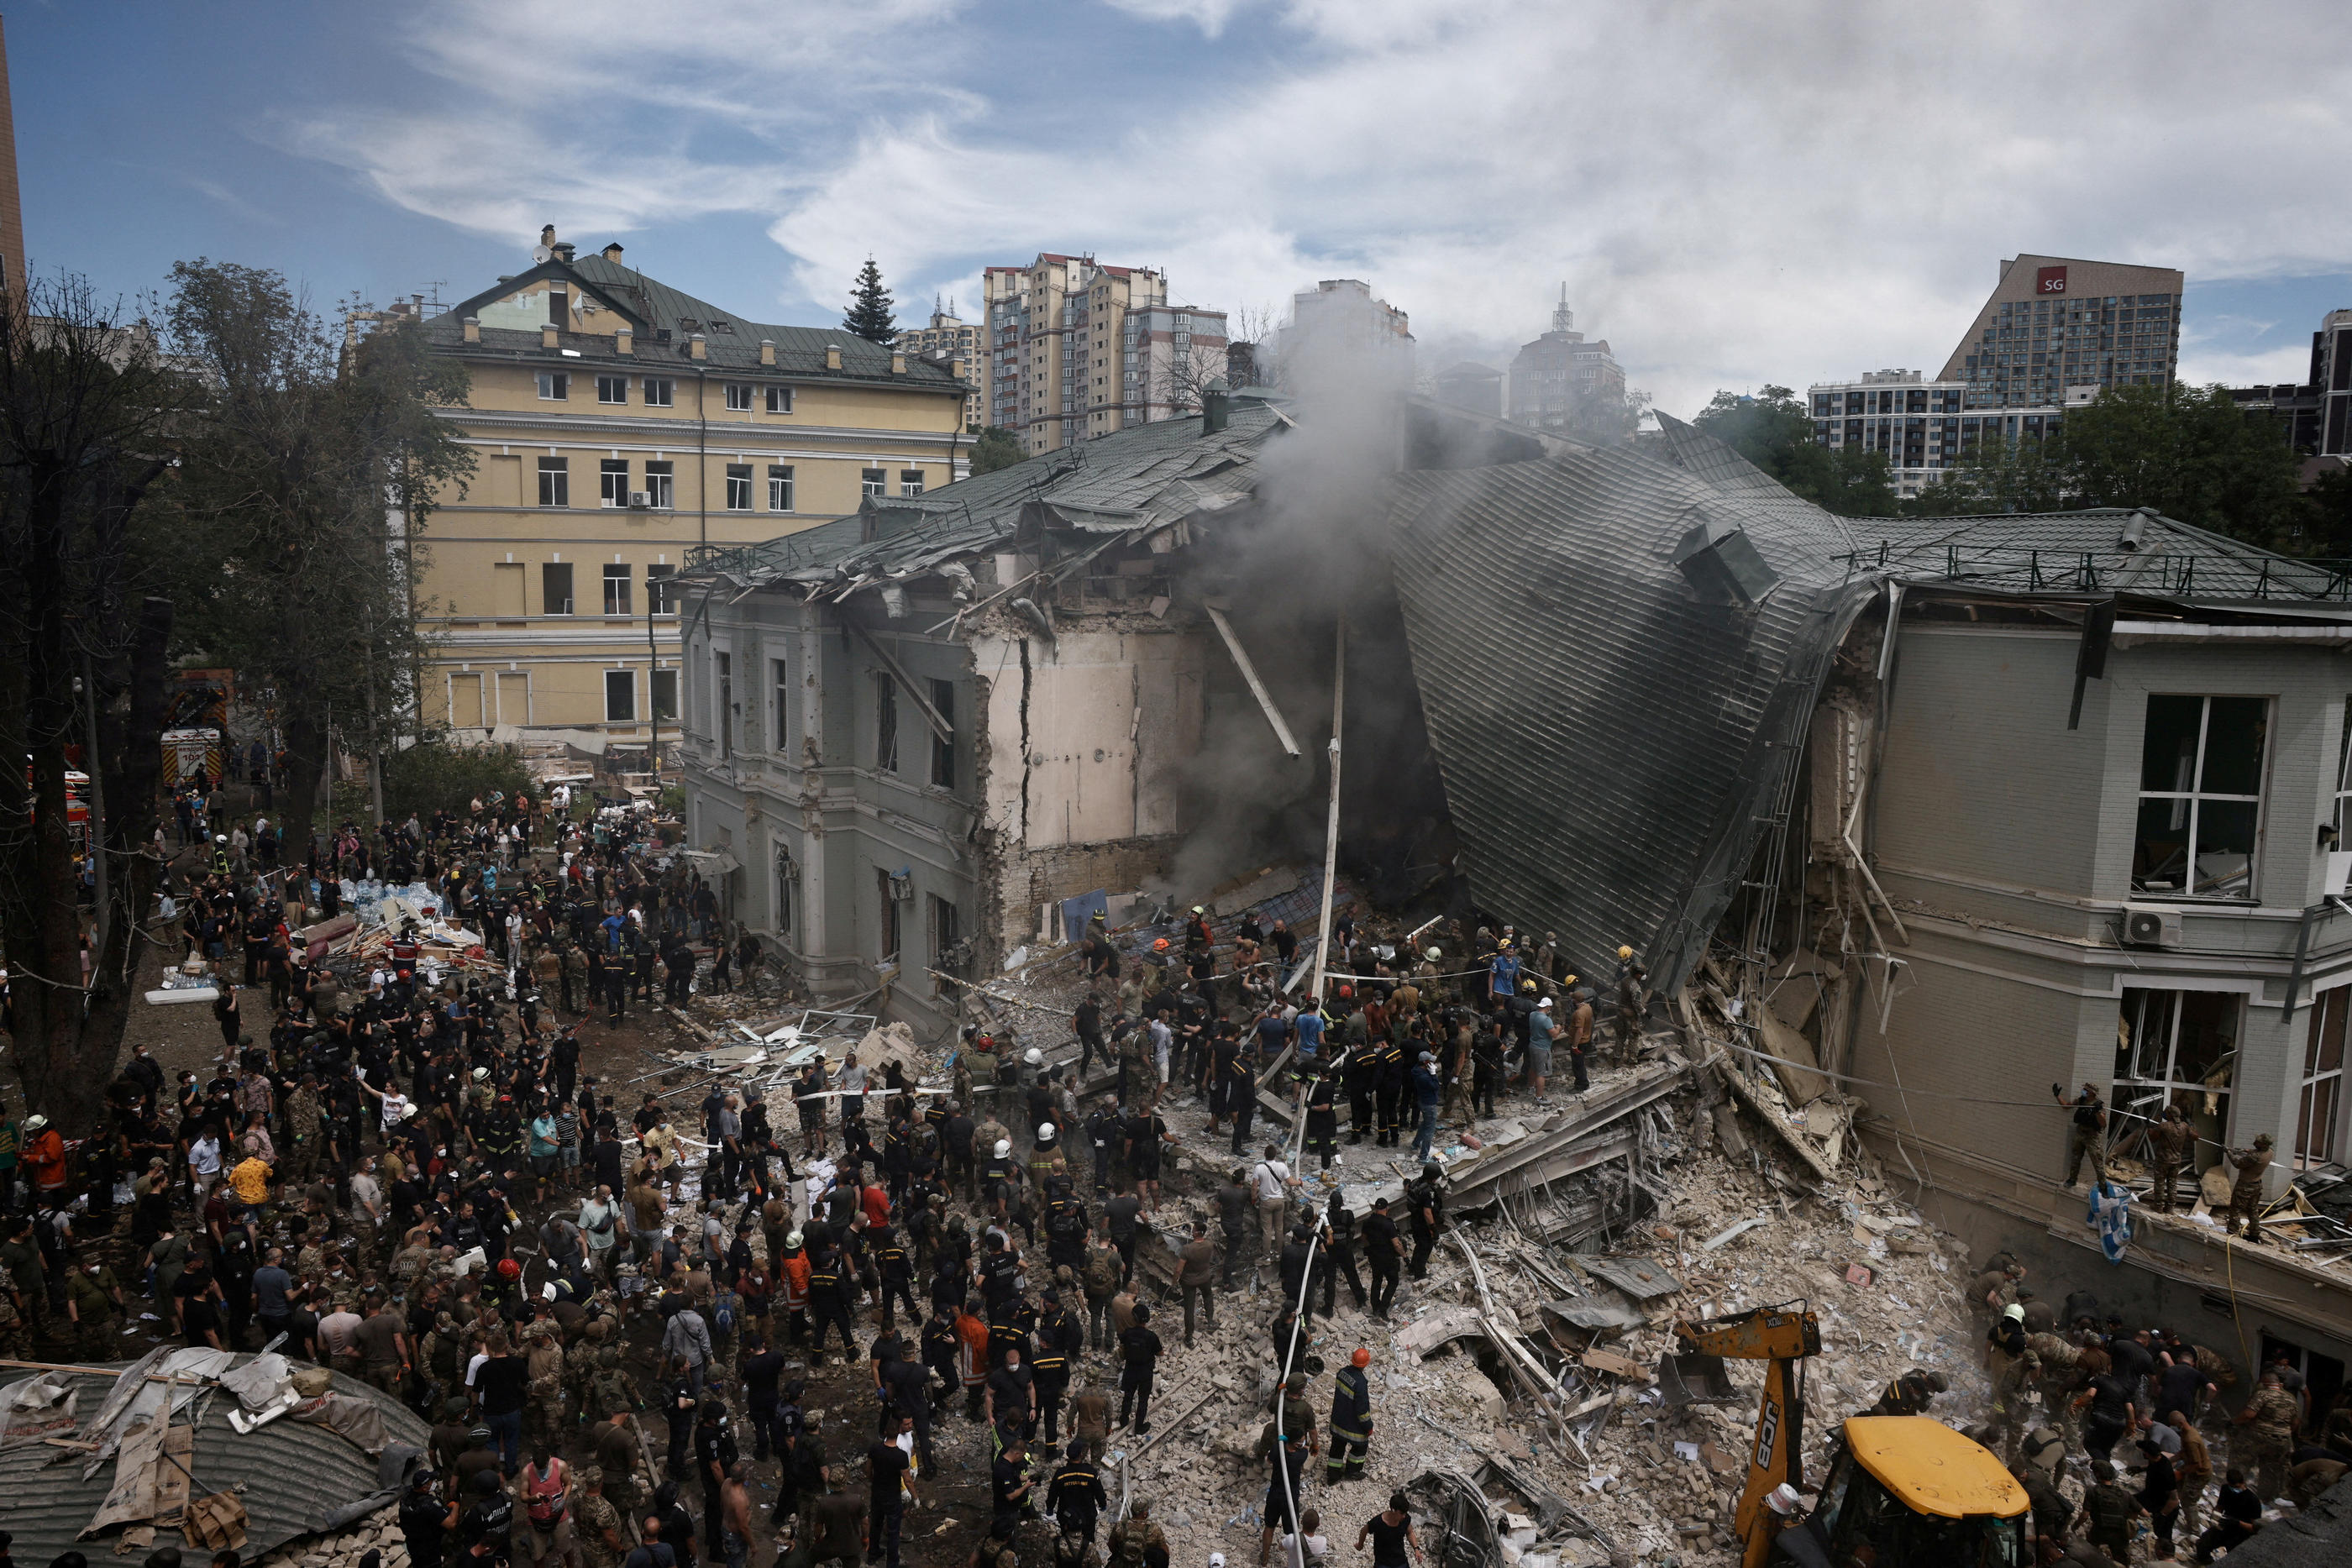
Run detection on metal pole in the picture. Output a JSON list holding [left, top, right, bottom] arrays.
[[648, 594, 661, 789], [1308, 613, 1346, 1005]]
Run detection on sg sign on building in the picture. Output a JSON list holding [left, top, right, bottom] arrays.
[[2037, 265, 2069, 296]]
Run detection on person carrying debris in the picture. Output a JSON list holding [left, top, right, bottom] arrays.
[[1326, 1346, 1374, 1483]]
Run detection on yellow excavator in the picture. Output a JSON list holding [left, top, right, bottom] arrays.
[[1667, 1303, 2028, 1567]]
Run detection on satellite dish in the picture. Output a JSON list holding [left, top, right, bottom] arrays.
[[533, 244, 554, 264]]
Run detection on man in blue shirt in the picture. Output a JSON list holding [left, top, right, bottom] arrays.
[[1488, 946, 1520, 1004], [1409, 1053, 1442, 1160]]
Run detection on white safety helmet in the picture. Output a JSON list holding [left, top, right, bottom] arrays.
[[1425, 948, 1441, 962], [784, 1230, 803, 1251], [994, 1139, 1012, 1159], [1024, 1047, 1043, 1067], [1037, 1123, 1057, 1144], [22, 1114, 48, 1134]]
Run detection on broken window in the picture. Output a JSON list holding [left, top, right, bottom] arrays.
[[716, 650, 732, 758], [929, 679, 956, 789], [862, 467, 887, 500], [541, 562, 573, 615], [2133, 695, 2266, 898], [774, 850, 794, 934], [603, 669, 635, 723], [772, 658, 790, 756], [2302, 986, 2347, 1171], [726, 464, 753, 510], [875, 867, 901, 962], [2116, 988, 2238, 1166], [649, 667, 677, 721], [768, 464, 794, 511], [930, 894, 961, 991], [645, 565, 675, 615], [875, 674, 900, 774]]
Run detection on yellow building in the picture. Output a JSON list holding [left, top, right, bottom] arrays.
[[982, 254, 1168, 454], [417, 232, 971, 744]]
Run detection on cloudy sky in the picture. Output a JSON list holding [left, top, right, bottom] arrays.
[[16, 0, 2352, 417]]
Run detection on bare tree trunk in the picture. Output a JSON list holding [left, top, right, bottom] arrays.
[[281, 705, 328, 860]]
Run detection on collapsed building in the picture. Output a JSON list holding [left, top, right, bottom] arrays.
[[675, 385, 2352, 1406]]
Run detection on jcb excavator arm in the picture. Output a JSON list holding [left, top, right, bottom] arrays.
[[1671, 1304, 1820, 1568]]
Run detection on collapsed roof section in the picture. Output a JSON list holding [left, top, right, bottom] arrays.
[[1387, 416, 1878, 994]]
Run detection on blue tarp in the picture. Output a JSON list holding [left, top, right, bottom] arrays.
[[1059, 889, 1109, 942]]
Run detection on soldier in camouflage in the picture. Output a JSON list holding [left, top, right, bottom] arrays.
[[285, 1076, 324, 1183], [2234, 1370, 2301, 1502], [573, 1466, 626, 1568], [2225, 1134, 2274, 1243], [522, 1319, 569, 1450]]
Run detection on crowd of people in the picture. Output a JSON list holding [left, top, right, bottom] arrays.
[[1962, 1255, 2352, 1562]]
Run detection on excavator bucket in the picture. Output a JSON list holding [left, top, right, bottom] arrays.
[[1657, 1349, 1739, 1406]]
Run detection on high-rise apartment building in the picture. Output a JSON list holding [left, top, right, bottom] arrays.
[[895, 302, 984, 432], [1939, 254, 2184, 410], [1507, 290, 1623, 433], [2227, 308, 2352, 459], [1434, 362, 1504, 418], [1121, 304, 1229, 422], [984, 254, 1169, 454], [1284, 279, 1415, 375], [1806, 370, 2075, 500]]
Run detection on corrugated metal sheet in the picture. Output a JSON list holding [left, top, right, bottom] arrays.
[[0, 1359, 428, 1565], [1387, 417, 1877, 992]]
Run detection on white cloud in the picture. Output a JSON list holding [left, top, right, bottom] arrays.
[[289, 0, 2352, 415]]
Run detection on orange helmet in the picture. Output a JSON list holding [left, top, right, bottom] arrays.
[[1152, 938, 1169, 952], [497, 1257, 522, 1280], [1351, 1346, 1371, 1368]]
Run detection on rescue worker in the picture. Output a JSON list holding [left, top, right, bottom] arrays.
[[1047, 1439, 1107, 1549], [1404, 1162, 1444, 1281], [1105, 1499, 1167, 1568], [2224, 1134, 2274, 1243], [1866, 1368, 1949, 1418], [1326, 1345, 1373, 1483], [2053, 1082, 2108, 1188], [1032, 1288, 1079, 1445], [1613, 947, 1646, 1063], [2148, 1104, 2195, 1214], [2081, 1460, 2142, 1565], [2234, 1369, 2300, 1502]]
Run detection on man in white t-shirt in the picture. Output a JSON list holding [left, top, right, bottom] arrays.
[[1251, 1147, 1295, 1258], [1280, 1508, 1331, 1568]]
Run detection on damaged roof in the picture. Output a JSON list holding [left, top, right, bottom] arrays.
[[1850, 507, 2350, 604], [686, 399, 1289, 593], [1388, 415, 1877, 994]]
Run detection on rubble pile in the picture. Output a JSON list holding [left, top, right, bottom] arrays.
[[246, 1504, 406, 1568]]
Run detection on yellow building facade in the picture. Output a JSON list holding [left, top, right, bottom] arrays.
[[417, 236, 970, 745]]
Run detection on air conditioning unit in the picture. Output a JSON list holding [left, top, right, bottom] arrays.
[[627, 491, 651, 509], [2120, 905, 2184, 950]]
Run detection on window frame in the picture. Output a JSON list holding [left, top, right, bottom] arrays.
[[772, 657, 791, 757], [929, 678, 956, 789], [724, 382, 753, 412], [768, 464, 795, 511], [765, 385, 794, 415], [601, 563, 632, 616], [600, 459, 630, 507], [649, 667, 678, 721], [536, 370, 570, 401], [861, 467, 887, 500], [716, 650, 733, 758], [2132, 694, 2270, 901], [900, 469, 926, 498], [725, 463, 753, 511], [2300, 985, 2348, 1172], [603, 669, 637, 723], [646, 565, 675, 616], [596, 374, 628, 405], [541, 561, 574, 616], [2116, 986, 2240, 1168], [642, 376, 675, 407], [536, 456, 569, 507], [643, 462, 675, 509], [875, 674, 900, 774]]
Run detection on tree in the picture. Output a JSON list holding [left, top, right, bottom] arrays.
[[1568, 386, 1651, 446], [1147, 338, 1234, 417], [2298, 462, 2352, 556], [0, 275, 188, 1133], [843, 257, 897, 345], [154, 260, 472, 859], [968, 426, 1026, 476], [1690, 385, 1897, 516], [1901, 384, 2305, 543]]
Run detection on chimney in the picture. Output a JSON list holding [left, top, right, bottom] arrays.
[[463, 316, 481, 343], [541, 321, 560, 349], [1201, 376, 1230, 435], [552, 241, 575, 262], [949, 356, 965, 381], [615, 324, 633, 355], [825, 343, 843, 370], [890, 351, 906, 375], [688, 333, 706, 360], [602, 242, 625, 263], [759, 339, 775, 366]]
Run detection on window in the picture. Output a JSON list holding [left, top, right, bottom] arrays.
[[726, 464, 753, 510], [643, 377, 675, 407], [537, 457, 569, 506], [774, 850, 794, 934], [650, 667, 678, 721], [766, 385, 794, 415], [768, 464, 794, 511], [929, 894, 962, 990], [900, 469, 925, 498], [875, 674, 900, 773], [603, 669, 636, 722], [536, 371, 570, 401], [602, 563, 631, 616], [643, 462, 674, 508], [2116, 988, 2239, 1169], [2134, 695, 2267, 897], [2332, 701, 2352, 856], [2301, 987, 2347, 1171], [601, 459, 630, 506], [647, 565, 675, 615], [772, 658, 791, 755], [596, 375, 627, 405], [716, 651, 733, 758], [862, 467, 887, 499], [725, 383, 753, 412], [930, 678, 956, 789], [541, 562, 574, 615], [875, 868, 902, 962]]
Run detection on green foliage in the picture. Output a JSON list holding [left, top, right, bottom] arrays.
[[1568, 388, 1651, 446], [1690, 385, 1897, 516], [968, 425, 1026, 477], [2301, 463, 2352, 556], [1898, 384, 2306, 547], [843, 257, 898, 346], [380, 738, 533, 820]]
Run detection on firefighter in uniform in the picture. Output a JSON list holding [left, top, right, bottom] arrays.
[[1326, 1345, 1373, 1482], [1030, 1291, 1076, 1446]]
